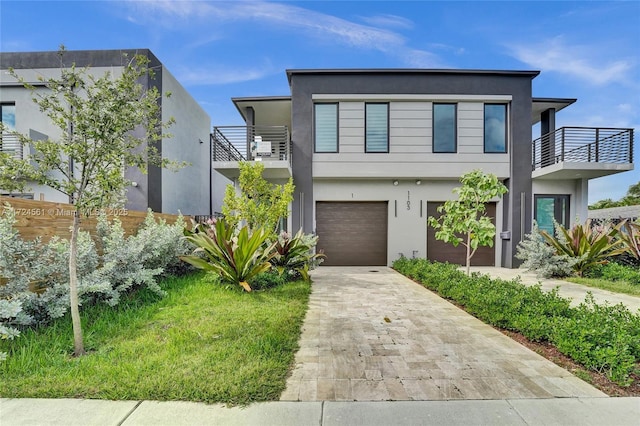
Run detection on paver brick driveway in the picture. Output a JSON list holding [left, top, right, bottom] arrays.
[[281, 267, 606, 401]]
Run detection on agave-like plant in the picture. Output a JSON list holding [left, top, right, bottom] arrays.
[[617, 221, 640, 260], [271, 229, 325, 281], [180, 219, 276, 292], [540, 219, 627, 276]]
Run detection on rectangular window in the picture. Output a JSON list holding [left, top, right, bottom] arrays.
[[365, 103, 388, 153], [314, 103, 338, 153], [433, 103, 457, 153], [1, 104, 16, 131], [484, 103, 507, 153], [1, 103, 17, 157], [534, 195, 570, 235]]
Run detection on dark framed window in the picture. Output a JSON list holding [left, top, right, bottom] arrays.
[[365, 103, 389, 153], [484, 103, 507, 153], [0, 103, 16, 155], [1, 104, 16, 131], [314, 103, 338, 153], [433, 103, 457, 153], [534, 195, 570, 235]]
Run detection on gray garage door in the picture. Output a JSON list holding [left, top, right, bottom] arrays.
[[427, 202, 496, 266], [316, 201, 388, 266]]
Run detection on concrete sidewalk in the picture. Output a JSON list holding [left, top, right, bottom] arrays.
[[2, 397, 640, 425], [467, 266, 640, 312]]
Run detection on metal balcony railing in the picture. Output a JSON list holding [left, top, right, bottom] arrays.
[[212, 125, 291, 164], [0, 133, 22, 159], [532, 127, 633, 170]]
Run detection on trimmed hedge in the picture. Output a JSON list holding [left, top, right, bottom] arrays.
[[392, 257, 640, 386]]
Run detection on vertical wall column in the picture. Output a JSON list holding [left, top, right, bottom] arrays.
[[540, 108, 556, 168]]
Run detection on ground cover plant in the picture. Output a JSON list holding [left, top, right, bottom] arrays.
[[393, 257, 640, 387], [0, 206, 192, 360], [0, 272, 310, 405]]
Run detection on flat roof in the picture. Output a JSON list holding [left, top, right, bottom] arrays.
[[286, 68, 541, 83]]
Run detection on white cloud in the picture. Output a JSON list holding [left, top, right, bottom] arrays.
[[121, 0, 445, 67], [359, 14, 414, 30], [508, 36, 633, 86], [175, 64, 279, 86]]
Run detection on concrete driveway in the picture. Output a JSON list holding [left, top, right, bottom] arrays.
[[281, 267, 606, 401]]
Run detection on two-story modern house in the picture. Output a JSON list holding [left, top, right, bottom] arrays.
[[213, 69, 634, 268], [0, 49, 217, 216]]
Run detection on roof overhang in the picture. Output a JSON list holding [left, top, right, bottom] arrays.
[[231, 96, 291, 129], [532, 98, 577, 125]]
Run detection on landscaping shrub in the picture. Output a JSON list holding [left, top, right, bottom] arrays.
[[585, 262, 640, 286], [271, 230, 325, 281], [249, 271, 287, 290], [540, 220, 627, 276], [181, 218, 276, 292], [516, 222, 575, 278], [0, 206, 194, 356], [392, 257, 640, 386]]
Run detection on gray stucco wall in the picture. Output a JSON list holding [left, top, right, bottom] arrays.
[[1, 49, 213, 215], [160, 66, 212, 215], [288, 70, 536, 268]]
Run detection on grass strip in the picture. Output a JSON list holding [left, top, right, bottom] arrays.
[[565, 276, 640, 297]]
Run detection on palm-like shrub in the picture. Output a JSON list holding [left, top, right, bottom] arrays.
[[271, 230, 325, 281], [540, 220, 627, 276], [618, 221, 640, 260], [181, 219, 276, 292]]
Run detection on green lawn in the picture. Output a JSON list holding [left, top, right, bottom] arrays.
[[565, 277, 640, 297], [0, 272, 310, 405]]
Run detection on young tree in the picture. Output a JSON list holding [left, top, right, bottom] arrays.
[[0, 47, 181, 356], [427, 170, 508, 276], [222, 161, 294, 234]]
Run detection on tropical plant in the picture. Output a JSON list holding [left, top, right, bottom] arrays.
[[427, 170, 508, 275], [222, 162, 294, 234], [181, 219, 276, 292], [271, 230, 325, 281], [540, 220, 627, 276], [617, 221, 640, 260]]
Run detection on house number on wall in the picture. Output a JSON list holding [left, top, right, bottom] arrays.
[[407, 191, 411, 210]]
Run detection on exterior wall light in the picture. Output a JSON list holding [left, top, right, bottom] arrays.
[[393, 180, 399, 186], [416, 180, 422, 185]]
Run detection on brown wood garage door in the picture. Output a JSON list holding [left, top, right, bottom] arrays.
[[316, 201, 388, 266], [427, 202, 496, 266]]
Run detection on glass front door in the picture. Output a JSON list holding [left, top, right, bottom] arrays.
[[535, 195, 570, 235]]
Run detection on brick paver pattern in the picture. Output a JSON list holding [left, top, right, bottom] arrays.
[[281, 267, 606, 401]]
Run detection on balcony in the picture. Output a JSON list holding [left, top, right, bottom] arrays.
[[212, 125, 292, 180], [532, 127, 633, 180], [0, 133, 23, 159]]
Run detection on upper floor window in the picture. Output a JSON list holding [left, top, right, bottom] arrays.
[[1, 104, 16, 131], [484, 104, 507, 153], [433, 103, 457, 153], [314, 103, 338, 153], [365, 103, 388, 153]]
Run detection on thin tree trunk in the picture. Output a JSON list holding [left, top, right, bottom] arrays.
[[69, 211, 85, 356], [466, 232, 471, 276]]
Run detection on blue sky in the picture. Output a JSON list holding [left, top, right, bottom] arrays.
[[1, 0, 638, 203]]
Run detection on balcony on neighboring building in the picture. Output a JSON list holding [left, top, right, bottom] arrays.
[[0, 133, 22, 159], [532, 127, 634, 180], [212, 125, 292, 180]]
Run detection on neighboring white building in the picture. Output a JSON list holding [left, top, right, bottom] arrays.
[[0, 49, 222, 216], [213, 69, 634, 267]]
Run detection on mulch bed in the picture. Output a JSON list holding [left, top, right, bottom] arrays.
[[498, 328, 640, 397]]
